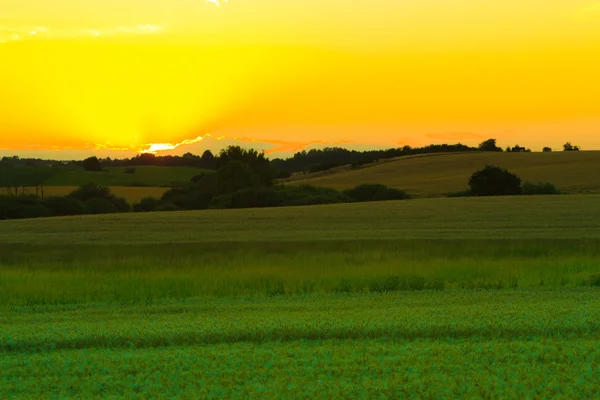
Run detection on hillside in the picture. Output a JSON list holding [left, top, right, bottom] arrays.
[[1, 165, 207, 188], [286, 151, 600, 197], [2, 194, 600, 244]]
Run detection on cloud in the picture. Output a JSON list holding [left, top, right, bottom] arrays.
[[136, 133, 355, 156], [0, 24, 163, 44], [206, 0, 228, 6]]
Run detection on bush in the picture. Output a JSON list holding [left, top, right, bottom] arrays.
[[22, 203, 52, 219], [43, 196, 86, 216], [68, 184, 130, 213], [447, 190, 473, 198], [161, 188, 214, 210], [468, 165, 522, 196], [113, 197, 131, 213], [0, 195, 44, 220], [207, 194, 233, 209], [84, 198, 118, 215], [82, 156, 103, 172], [133, 197, 164, 212], [228, 187, 281, 209], [155, 203, 181, 212], [68, 183, 113, 202], [344, 184, 410, 202], [124, 168, 136, 174], [522, 181, 561, 195], [277, 185, 349, 206]]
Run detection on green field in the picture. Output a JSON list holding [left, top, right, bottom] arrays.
[[18, 185, 170, 204], [1, 165, 205, 188], [287, 151, 600, 197], [2, 196, 600, 397]]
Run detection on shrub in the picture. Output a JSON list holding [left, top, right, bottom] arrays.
[[344, 184, 410, 202], [133, 197, 164, 212], [84, 198, 118, 215], [277, 185, 348, 206], [208, 194, 233, 209], [124, 168, 136, 174], [228, 187, 281, 209], [22, 203, 53, 219], [161, 188, 214, 210], [43, 196, 86, 216], [82, 156, 103, 172], [468, 165, 522, 196], [68, 184, 130, 213], [0, 195, 43, 220], [447, 190, 473, 198], [68, 183, 113, 202], [113, 197, 131, 213], [522, 181, 561, 195], [155, 203, 180, 212]]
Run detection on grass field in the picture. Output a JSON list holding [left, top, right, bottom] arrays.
[[45, 166, 205, 187], [1, 165, 205, 188], [287, 151, 600, 197], [17, 185, 170, 204], [2, 196, 599, 397]]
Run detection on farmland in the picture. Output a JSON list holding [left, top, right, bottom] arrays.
[[1, 196, 600, 397], [16, 185, 170, 204], [287, 151, 600, 197], [1, 165, 205, 188]]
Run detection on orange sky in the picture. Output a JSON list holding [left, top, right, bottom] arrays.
[[1, 0, 600, 159]]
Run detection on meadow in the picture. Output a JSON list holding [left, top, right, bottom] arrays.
[[45, 166, 204, 187], [1, 195, 600, 397], [288, 151, 600, 197], [1, 165, 204, 188], [18, 185, 170, 204]]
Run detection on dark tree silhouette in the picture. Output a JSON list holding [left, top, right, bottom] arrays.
[[563, 142, 581, 151], [82, 156, 103, 172], [543, 147, 552, 152], [468, 165, 522, 196], [478, 139, 503, 152]]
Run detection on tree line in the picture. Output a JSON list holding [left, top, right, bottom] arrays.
[[2, 138, 582, 177], [1, 145, 562, 221]]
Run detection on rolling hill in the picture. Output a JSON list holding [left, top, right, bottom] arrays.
[[286, 151, 600, 197]]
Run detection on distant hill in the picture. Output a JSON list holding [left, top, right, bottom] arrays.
[[286, 151, 600, 197]]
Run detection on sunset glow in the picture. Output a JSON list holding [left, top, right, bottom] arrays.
[[2, 0, 600, 158]]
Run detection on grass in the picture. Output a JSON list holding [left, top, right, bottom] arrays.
[[45, 166, 206, 187], [2, 196, 600, 397], [287, 151, 600, 197], [1, 240, 600, 305], [17, 186, 170, 204], [1, 195, 600, 244], [2, 291, 599, 398], [1, 165, 205, 188]]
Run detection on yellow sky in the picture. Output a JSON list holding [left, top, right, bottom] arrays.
[[1, 0, 600, 158]]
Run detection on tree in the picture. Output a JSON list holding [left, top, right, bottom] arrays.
[[563, 142, 580, 151], [343, 184, 410, 202], [468, 165, 522, 196], [200, 150, 216, 169], [217, 160, 258, 194], [82, 156, 103, 172], [478, 139, 503, 152], [510, 145, 531, 153], [543, 147, 552, 152]]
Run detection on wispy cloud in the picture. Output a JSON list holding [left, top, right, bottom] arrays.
[[0, 24, 163, 44], [136, 134, 355, 156], [206, 0, 228, 7]]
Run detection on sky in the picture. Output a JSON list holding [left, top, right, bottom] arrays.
[[1, 0, 600, 160]]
